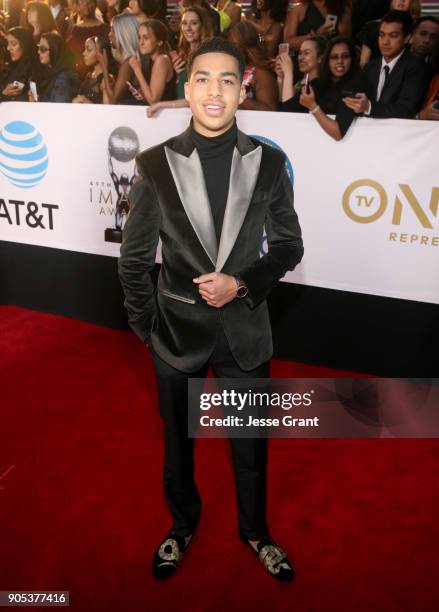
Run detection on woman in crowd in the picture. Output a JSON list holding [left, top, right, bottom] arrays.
[[35, 31, 79, 101], [0, 26, 39, 102], [128, 0, 158, 24], [358, 0, 420, 66], [247, 0, 288, 59], [284, 0, 352, 52], [104, 0, 130, 23], [276, 35, 326, 111], [172, 5, 213, 99], [72, 35, 114, 103], [146, 5, 212, 114], [127, 18, 175, 104], [178, 0, 220, 35], [98, 11, 139, 104], [228, 20, 278, 111], [419, 37, 439, 120], [299, 36, 364, 140], [213, 0, 241, 33], [67, 0, 110, 77], [25, 1, 59, 43], [0, 33, 8, 76], [48, 0, 71, 39]]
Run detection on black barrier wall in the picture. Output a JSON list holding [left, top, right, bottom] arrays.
[[1, 241, 438, 377]]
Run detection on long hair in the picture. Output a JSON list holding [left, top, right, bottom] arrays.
[[7, 26, 38, 65], [390, 0, 421, 20], [431, 36, 439, 75], [112, 13, 139, 61], [37, 31, 75, 97], [229, 20, 270, 68], [250, 0, 289, 23], [178, 6, 213, 60], [139, 0, 160, 17], [4, 26, 39, 81], [41, 31, 73, 72], [25, 1, 58, 35], [324, 1, 351, 18], [305, 34, 327, 58], [320, 36, 359, 85], [93, 34, 118, 76], [139, 18, 171, 55]]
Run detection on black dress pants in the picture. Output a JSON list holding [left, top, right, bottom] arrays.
[[151, 327, 270, 540]]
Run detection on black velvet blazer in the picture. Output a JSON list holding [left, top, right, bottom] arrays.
[[118, 125, 304, 372]]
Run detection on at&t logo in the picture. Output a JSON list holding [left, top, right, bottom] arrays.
[[0, 121, 48, 188]]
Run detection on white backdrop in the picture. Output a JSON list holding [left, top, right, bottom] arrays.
[[0, 102, 438, 305]]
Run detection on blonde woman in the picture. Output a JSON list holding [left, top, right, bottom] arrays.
[[98, 12, 139, 103]]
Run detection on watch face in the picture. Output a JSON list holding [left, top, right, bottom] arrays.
[[237, 285, 248, 298]]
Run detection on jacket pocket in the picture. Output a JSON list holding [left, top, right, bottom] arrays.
[[159, 289, 196, 304]]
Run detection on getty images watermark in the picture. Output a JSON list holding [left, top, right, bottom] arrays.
[[188, 378, 439, 438]]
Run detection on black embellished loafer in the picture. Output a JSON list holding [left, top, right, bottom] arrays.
[[152, 529, 193, 580], [239, 533, 294, 582]]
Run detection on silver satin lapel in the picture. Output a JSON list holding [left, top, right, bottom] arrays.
[[216, 145, 262, 272], [165, 146, 217, 265]]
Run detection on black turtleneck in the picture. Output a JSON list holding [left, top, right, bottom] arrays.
[[190, 119, 237, 243]]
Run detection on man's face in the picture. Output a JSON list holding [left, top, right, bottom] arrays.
[[378, 21, 408, 61], [184, 52, 245, 137], [411, 20, 439, 56]]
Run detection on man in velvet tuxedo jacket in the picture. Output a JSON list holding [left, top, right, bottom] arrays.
[[118, 37, 303, 582], [344, 10, 429, 119]]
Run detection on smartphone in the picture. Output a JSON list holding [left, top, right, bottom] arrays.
[[304, 73, 310, 94], [12, 81, 25, 89], [278, 42, 289, 56], [126, 81, 140, 97], [324, 14, 338, 29], [341, 89, 355, 97], [29, 80, 38, 101]]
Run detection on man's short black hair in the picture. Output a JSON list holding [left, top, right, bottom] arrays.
[[413, 15, 439, 30], [380, 10, 414, 37], [187, 36, 246, 82]]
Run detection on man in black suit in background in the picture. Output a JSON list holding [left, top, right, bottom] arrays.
[[344, 10, 429, 119], [118, 37, 303, 581]]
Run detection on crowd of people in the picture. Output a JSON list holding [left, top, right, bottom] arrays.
[[1, 0, 438, 140]]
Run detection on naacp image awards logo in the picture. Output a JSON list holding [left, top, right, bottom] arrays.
[[104, 126, 140, 243]]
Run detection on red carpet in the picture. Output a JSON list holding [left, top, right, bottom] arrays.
[[1, 306, 438, 611]]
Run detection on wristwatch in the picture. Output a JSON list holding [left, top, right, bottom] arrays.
[[235, 276, 248, 299]]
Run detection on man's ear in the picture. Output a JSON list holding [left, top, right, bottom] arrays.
[[184, 79, 190, 103], [239, 82, 246, 105]]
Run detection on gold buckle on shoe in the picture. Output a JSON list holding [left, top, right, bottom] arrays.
[[158, 538, 182, 564], [258, 544, 291, 575]]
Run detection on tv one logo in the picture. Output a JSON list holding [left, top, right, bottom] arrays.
[[342, 179, 439, 247]]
